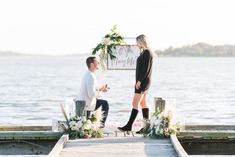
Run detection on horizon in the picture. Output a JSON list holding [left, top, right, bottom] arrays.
[[1, 0, 235, 55], [1, 42, 235, 56]]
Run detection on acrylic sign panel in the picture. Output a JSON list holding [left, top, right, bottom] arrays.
[[107, 45, 140, 70]]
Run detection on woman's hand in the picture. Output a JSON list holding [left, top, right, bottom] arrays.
[[135, 81, 141, 89]]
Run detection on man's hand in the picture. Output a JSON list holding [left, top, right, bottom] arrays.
[[99, 84, 110, 93]]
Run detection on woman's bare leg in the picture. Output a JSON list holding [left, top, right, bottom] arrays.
[[140, 92, 148, 109], [132, 93, 144, 109]]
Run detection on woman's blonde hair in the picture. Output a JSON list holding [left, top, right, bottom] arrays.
[[136, 34, 149, 49], [136, 34, 156, 57]]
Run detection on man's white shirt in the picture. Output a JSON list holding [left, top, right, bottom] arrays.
[[75, 71, 103, 111]]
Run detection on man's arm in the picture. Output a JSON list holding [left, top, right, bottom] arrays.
[[85, 74, 103, 98]]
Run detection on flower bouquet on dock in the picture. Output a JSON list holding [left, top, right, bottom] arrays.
[[142, 108, 180, 139], [60, 105, 104, 139]]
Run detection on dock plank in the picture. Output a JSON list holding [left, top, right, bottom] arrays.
[[59, 136, 178, 157]]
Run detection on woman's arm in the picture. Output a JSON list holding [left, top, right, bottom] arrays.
[[136, 50, 152, 83]]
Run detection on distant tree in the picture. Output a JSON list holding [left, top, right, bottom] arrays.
[[155, 43, 235, 57]]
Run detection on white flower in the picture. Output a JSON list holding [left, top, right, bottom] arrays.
[[150, 116, 157, 125], [75, 116, 81, 121], [82, 117, 86, 123], [69, 121, 76, 127], [155, 127, 159, 133], [102, 38, 112, 45], [155, 125, 160, 132], [154, 119, 161, 126], [150, 116, 161, 128], [77, 121, 83, 128], [83, 123, 91, 130], [82, 119, 92, 130], [71, 126, 77, 131], [86, 119, 92, 125]]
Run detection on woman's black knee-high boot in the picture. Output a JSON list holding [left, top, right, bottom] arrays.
[[136, 108, 149, 134], [117, 109, 138, 132], [142, 108, 149, 119]]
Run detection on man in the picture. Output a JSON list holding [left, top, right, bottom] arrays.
[[75, 56, 109, 128]]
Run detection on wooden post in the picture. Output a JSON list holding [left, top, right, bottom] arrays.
[[75, 100, 86, 117], [154, 97, 166, 113]]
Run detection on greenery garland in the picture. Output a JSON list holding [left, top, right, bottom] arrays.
[[92, 25, 125, 69]]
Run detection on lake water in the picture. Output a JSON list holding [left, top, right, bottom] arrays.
[[0, 56, 235, 126]]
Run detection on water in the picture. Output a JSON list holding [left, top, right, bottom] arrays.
[[180, 138, 235, 155], [0, 56, 235, 126]]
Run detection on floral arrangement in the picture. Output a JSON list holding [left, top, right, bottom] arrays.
[[92, 25, 125, 69], [65, 115, 104, 139], [60, 105, 104, 139], [142, 108, 180, 138]]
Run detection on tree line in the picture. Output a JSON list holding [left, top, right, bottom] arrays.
[[155, 43, 235, 57]]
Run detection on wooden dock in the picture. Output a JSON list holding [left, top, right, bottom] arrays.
[[59, 135, 178, 157]]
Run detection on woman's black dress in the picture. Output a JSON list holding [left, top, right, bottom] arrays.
[[135, 49, 153, 93]]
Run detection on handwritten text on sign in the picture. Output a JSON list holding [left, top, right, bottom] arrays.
[[107, 45, 140, 70]]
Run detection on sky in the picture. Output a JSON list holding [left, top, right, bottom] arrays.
[[0, 0, 235, 55]]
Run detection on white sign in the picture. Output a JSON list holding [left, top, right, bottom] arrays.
[[107, 45, 140, 70]]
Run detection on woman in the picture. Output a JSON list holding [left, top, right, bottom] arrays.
[[118, 34, 153, 134]]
